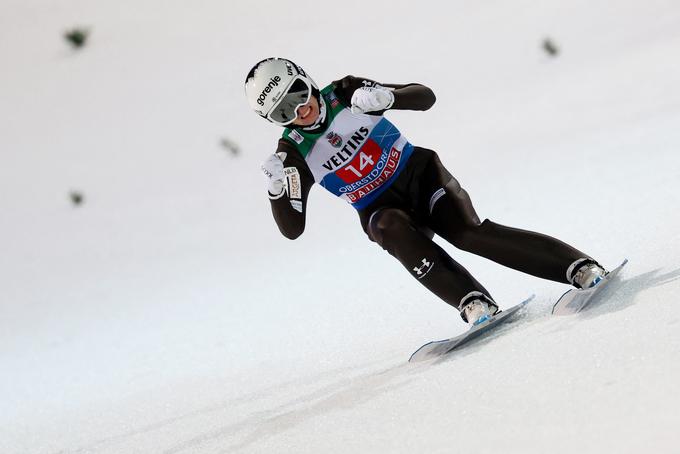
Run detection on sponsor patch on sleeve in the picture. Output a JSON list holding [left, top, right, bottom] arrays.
[[284, 167, 302, 200], [288, 129, 304, 144], [290, 200, 303, 213]]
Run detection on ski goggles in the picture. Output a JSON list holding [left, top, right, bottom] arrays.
[[265, 77, 313, 126]]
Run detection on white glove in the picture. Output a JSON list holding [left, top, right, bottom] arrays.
[[350, 86, 395, 114], [261, 153, 285, 196]]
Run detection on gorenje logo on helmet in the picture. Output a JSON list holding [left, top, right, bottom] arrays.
[[257, 76, 282, 106]]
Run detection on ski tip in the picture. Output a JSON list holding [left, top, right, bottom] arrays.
[[551, 289, 572, 315], [408, 341, 435, 363]]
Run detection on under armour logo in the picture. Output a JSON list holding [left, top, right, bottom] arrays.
[[413, 258, 433, 279]]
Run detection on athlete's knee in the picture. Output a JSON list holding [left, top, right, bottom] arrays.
[[367, 208, 414, 246]]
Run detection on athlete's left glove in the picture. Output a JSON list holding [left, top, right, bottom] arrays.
[[261, 153, 285, 197], [351, 86, 395, 114]]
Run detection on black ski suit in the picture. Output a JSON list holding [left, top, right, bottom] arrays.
[[267, 75, 592, 310]]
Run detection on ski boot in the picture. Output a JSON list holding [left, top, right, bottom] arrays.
[[567, 258, 608, 289], [459, 291, 499, 326]]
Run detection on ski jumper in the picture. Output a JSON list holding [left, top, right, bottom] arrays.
[[268, 75, 593, 309]]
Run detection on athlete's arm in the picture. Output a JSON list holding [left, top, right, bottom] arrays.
[[267, 139, 315, 240], [382, 82, 436, 111], [333, 75, 436, 113]]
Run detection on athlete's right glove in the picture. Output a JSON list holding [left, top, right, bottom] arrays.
[[351, 86, 395, 114], [261, 153, 286, 196]]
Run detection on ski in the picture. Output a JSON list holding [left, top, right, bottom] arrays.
[[552, 259, 628, 316], [409, 295, 535, 363]]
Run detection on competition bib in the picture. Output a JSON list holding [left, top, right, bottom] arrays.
[[283, 87, 414, 210]]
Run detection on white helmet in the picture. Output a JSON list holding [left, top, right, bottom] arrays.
[[244, 58, 318, 126]]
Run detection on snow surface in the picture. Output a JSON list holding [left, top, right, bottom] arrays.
[[2, 0, 680, 452]]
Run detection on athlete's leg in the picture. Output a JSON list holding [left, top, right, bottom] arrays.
[[421, 152, 593, 284], [363, 206, 492, 309]]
